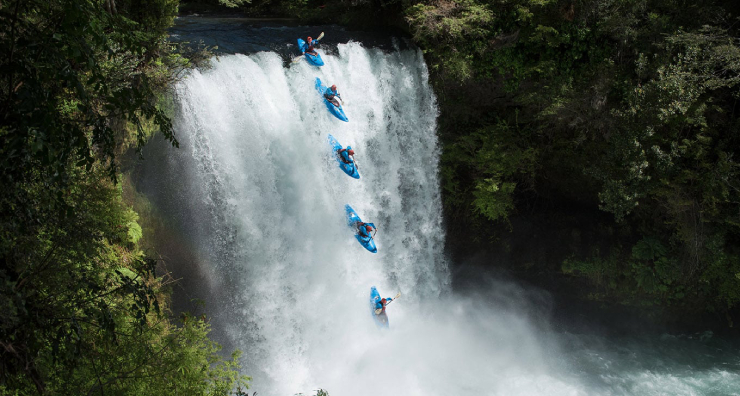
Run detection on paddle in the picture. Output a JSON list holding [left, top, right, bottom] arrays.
[[292, 32, 325, 63], [375, 292, 401, 315]]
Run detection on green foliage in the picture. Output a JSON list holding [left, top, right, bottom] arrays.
[[0, 0, 249, 392], [0, 0, 180, 191], [406, 0, 495, 79], [127, 214, 144, 244], [406, 0, 493, 41], [407, 0, 604, 84], [595, 26, 740, 222], [562, 233, 739, 311], [442, 119, 537, 223], [699, 234, 740, 310], [473, 178, 517, 221], [631, 237, 667, 261], [407, 0, 740, 320], [629, 237, 678, 295], [0, 165, 250, 394], [219, 0, 252, 7], [183, 0, 313, 19], [562, 250, 621, 288]]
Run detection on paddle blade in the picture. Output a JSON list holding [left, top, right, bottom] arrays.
[[292, 55, 303, 63], [374, 308, 382, 315], [394, 292, 401, 299], [317, 32, 325, 41]]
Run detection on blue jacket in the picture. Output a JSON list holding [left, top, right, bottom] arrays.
[[339, 149, 353, 164], [358, 222, 375, 240], [304, 39, 319, 52], [324, 87, 340, 99], [375, 297, 393, 310]]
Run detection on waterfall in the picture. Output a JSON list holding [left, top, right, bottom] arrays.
[[147, 42, 582, 395]]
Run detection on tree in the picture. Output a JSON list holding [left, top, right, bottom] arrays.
[[0, 0, 248, 392]]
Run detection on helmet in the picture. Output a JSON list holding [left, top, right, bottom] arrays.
[[381, 298, 387, 304], [348, 149, 355, 155], [365, 225, 373, 232], [307, 36, 312, 41], [331, 84, 337, 91]]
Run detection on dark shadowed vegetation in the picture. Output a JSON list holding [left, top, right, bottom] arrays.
[[403, 0, 740, 325], [0, 0, 247, 393]]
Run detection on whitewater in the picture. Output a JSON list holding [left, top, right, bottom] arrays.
[[139, 35, 740, 396]]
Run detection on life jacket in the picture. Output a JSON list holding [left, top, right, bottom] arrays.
[[324, 87, 339, 100], [357, 222, 373, 238], [338, 148, 352, 164]]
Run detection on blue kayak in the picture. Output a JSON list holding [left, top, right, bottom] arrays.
[[315, 78, 349, 122], [345, 204, 377, 253], [327, 134, 360, 179], [370, 286, 389, 328], [297, 39, 324, 66]]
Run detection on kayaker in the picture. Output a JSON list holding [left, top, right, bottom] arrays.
[[357, 222, 375, 241], [375, 296, 394, 314], [337, 146, 355, 164], [305, 36, 319, 56], [324, 84, 342, 107]]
